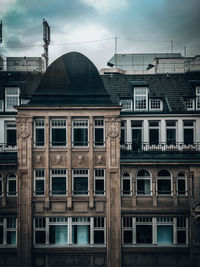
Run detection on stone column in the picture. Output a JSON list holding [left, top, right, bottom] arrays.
[[16, 116, 33, 267], [105, 117, 121, 267]]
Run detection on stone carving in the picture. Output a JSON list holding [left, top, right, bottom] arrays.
[[78, 155, 83, 164], [18, 122, 30, 138], [98, 155, 103, 164], [191, 201, 200, 224], [36, 155, 41, 164], [107, 121, 119, 138], [56, 155, 62, 165]]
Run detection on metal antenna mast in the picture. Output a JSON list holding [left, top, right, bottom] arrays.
[[42, 19, 50, 70]]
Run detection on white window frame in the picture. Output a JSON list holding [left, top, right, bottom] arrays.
[[157, 170, 172, 196], [49, 217, 68, 246], [196, 86, 200, 110], [94, 169, 105, 196], [121, 172, 132, 196], [0, 217, 17, 246], [136, 170, 152, 196], [34, 217, 46, 245], [50, 169, 67, 196], [5, 87, 19, 111], [7, 173, 17, 197], [120, 99, 133, 111], [122, 217, 133, 245], [50, 118, 67, 147], [149, 99, 162, 111], [120, 120, 126, 146], [72, 169, 89, 196], [134, 87, 148, 111], [34, 169, 45, 197], [149, 120, 160, 146], [0, 99, 3, 111], [94, 119, 105, 147], [183, 120, 195, 146], [177, 172, 187, 196], [166, 120, 177, 146], [34, 118, 45, 147], [5, 121, 17, 148], [93, 217, 106, 245], [185, 98, 194, 110], [72, 119, 89, 147]]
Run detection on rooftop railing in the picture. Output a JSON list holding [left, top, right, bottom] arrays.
[[0, 143, 18, 152], [120, 142, 200, 152]]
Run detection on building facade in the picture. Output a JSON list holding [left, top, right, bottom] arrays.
[[0, 52, 200, 267]]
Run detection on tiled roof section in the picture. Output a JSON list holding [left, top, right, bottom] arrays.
[[0, 71, 42, 98], [28, 52, 114, 107], [102, 72, 200, 112]]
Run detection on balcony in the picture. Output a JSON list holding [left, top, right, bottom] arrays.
[[120, 142, 200, 163], [0, 143, 18, 152], [0, 144, 17, 165]]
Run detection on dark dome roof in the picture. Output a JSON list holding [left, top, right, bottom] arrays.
[[28, 52, 114, 107]]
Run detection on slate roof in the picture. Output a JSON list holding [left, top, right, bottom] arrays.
[[27, 52, 114, 107], [0, 71, 41, 98], [102, 71, 200, 113]]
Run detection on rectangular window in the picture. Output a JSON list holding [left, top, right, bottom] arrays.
[[73, 119, 88, 147], [120, 99, 132, 111], [7, 174, 17, 196], [5, 121, 17, 146], [34, 119, 45, 146], [72, 217, 90, 245], [137, 179, 151, 195], [157, 179, 171, 195], [177, 217, 187, 244], [94, 169, 105, 196], [49, 217, 68, 245], [196, 86, 200, 110], [150, 99, 162, 111], [73, 169, 89, 195], [136, 217, 152, 244], [166, 121, 176, 145], [5, 87, 19, 111], [131, 120, 143, 151], [122, 217, 133, 244], [157, 217, 173, 245], [0, 218, 17, 246], [51, 119, 66, 146], [0, 99, 3, 111], [134, 87, 148, 111], [94, 119, 104, 146], [120, 120, 126, 145], [149, 121, 159, 145], [122, 173, 132, 196], [185, 98, 194, 110], [34, 217, 46, 244], [34, 169, 45, 196], [51, 169, 67, 196], [183, 121, 194, 145], [177, 175, 186, 195], [94, 217, 105, 244]]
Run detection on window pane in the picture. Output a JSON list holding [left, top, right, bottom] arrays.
[[94, 230, 104, 244], [49, 225, 68, 245], [157, 225, 173, 245], [136, 225, 152, 244], [184, 129, 193, 145], [137, 180, 150, 195], [149, 129, 159, 145], [132, 129, 142, 151], [7, 129, 16, 146], [74, 129, 88, 146], [177, 230, 186, 244], [52, 177, 66, 195], [72, 225, 90, 245], [0, 226, 3, 244], [95, 128, 104, 146], [7, 231, 16, 245], [178, 180, 186, 195], [8, 180, 16, 195], [74, 177, 88, 195], [167, 129, 176, 145], [123, 179, 131, 195], [52, 129, 66, 146], [36, 129, 44, 146], [35, 231, 46, 244], [95, 180, 104, 195], [123, 230, 133, 244], [158, 180, 171, 194], [35, 180, 44, 195]]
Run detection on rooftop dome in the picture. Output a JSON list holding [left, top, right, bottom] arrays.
[[27, 52, 114, 107]]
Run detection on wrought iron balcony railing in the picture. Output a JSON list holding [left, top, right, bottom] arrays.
[[0, 143, 18, 152], [120, 142, 200, 152]]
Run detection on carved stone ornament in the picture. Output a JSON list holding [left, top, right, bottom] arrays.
[[107, 122, 119, 138], [191, 201, 200, 224], [56, 155, 62, 165], [19, 122, 30, 138]]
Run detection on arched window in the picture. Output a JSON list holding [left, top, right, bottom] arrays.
[[122, 173, 132, 196], [157, 170, 172, 195], [7, 173, 17, 196], [136, 170, 151, 195], [177, 172, 187, 195], [0, 172, 2, 196]]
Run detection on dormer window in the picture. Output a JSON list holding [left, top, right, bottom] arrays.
[[149, 99, 162, 111], [196, 86, 200, 110], [185, 98, 194, 110], [5, 87, 19, 111], [120, 99, 132, 111], [134, 87, 148, 111]]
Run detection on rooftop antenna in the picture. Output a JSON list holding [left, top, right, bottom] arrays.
[[171, 40, 174, 53], [114, 36, 117, 67], [0, 20, 2, 43], [42, 19, 50, 70]]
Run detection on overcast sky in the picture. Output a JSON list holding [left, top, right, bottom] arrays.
[[0, 0, 200, 69]]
